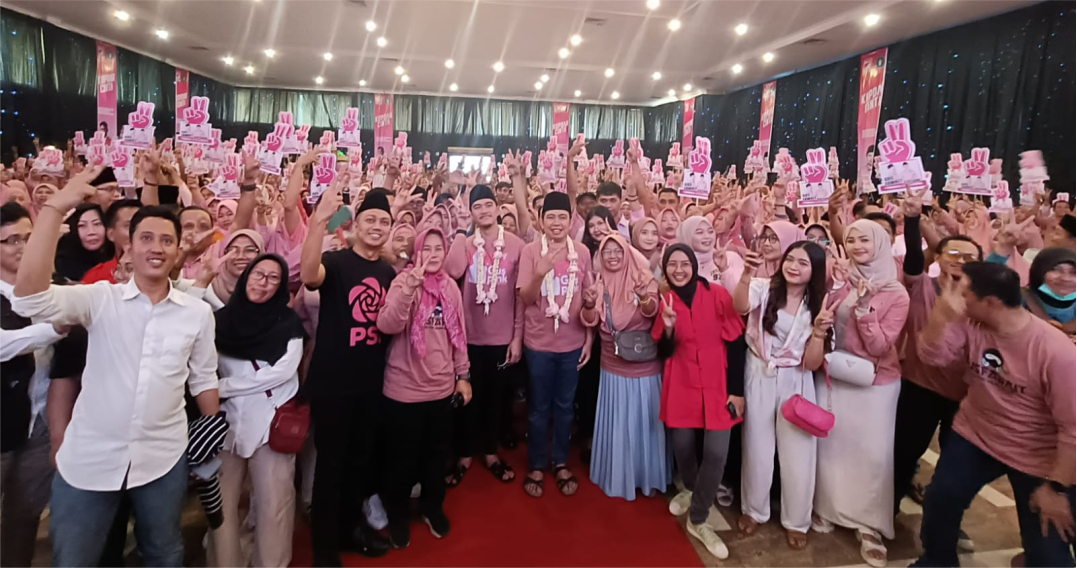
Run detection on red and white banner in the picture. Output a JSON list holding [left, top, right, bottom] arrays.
[[95, 41, 118, 141], [857, 48, 888, 191], [373, 94, 394, 157], [758, 81, 777, 154], [175, 69, 190, 135], [682, 98, 696, 150], [552, 102, 571, 156]]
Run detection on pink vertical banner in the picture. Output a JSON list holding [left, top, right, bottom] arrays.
[[758, 81, 777, 154], [373, 94, 394, 158], [95, 41, 118, 141], [857, 48, 888, 190], [682, 98, 696, 149], [551, 102, 571, 155], [175, 69, 189, 134]]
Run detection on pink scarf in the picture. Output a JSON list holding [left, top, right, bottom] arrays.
[[657, 207, 681, 245], [597, 234, 655, 329], [410, 228, 467, 358], [759, 221, 805, 278]]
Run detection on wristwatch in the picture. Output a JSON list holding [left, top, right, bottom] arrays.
[[1045, 480, 1071, 494], [240, 183, 257, 193], [455, 373, 471, 382]]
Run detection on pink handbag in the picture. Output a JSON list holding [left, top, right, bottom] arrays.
[[781, 368, 834, 438]]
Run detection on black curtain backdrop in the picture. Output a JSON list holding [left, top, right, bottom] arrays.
[[2, 2, 1073, 194]]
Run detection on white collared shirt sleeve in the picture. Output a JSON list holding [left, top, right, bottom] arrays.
[[11, 283, 107, 327], [0, 323, 63, 362], [219, 338, 303, 398], [187, 307, 219, 397]]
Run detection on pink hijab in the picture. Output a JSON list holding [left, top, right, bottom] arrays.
[[210, 229, 266, 304], [410, 227, 467, 358], [386, 222, 417, 273], [596, 234, 656, 329], [657, 207, 680, 245], [758, 220, 805, 278]]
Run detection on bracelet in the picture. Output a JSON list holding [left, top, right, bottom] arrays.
[[455, 373, 471, 382], [240, 183, 257, 193]]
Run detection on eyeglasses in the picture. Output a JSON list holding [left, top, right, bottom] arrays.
[[0, 234, 30, 246], [941, 249, 979, 263], [248, 270, 282, 285], [225, 245, 261, 256], [601, 248, 625, 258], [807, 236, 831, 246], [753, 234, 779, 245]]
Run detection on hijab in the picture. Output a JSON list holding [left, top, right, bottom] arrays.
[[758, 220, 805, 278], [216, 199, 238, 229], [386, 222, 416, 272], [214, 254, 306, 365], [630, 218, 660, 259], [211, 229, 266, 304], [677, 215, 719, 282], [410, 227, 467, 358], [1028, 248, 1076, 314], [597, 234, 656, 329], [55, 203, 114, 283], [662, 243, 707, 309], [713, 204, 746, 253]]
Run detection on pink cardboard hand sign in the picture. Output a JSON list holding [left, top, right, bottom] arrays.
[[798, 148, 835, 208], [258, 122, 292, 175], [73, 131, 88, 156], [347, 147, 364, 176], [205, 129, 227, 164], [960, 148, 992, 196], [878, 117, 915, 163], [310, 153, 337, 201], [772, 148, 801, 181], [876, 117, 928, 194], [989, 180, 1014, 213], [111, 147, 137, 187], [1018, 150, 1048, 206], [744, 140, 769, 174], [320, 130, 336, 152], [393, 132, 408, 157], [608, 139, 627, 169], [828, 147, 839, 178], [538, 150, 557, 184], [679, 136, 712, 200], [177, 96, 213, 144], [86, 131, 110, 167], [120, 101, 156, 150], [668, 142, 683, 169], [338, 107, 362, 148], [209, 153, 243, 199], [32, 148, 66, 176]]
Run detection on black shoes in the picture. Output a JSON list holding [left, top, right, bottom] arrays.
[[343, 524, 390, 558], [423, 510, 451, 539], [389, 522, 411, 549]]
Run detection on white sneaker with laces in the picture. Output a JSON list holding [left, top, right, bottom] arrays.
[[686, 519, 729, 560], [669, 489, 693, 516]]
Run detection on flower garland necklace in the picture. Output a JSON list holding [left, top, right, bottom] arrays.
[[473, 225, 505, 315], [541, 233, 578, 333]]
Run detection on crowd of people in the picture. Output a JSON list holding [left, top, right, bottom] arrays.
[[0, 134, 1074, 568]]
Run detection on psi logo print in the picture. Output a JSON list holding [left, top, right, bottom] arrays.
[[348, 278, 385, 346]]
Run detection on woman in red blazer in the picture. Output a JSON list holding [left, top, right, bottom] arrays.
[[652, 243, 747, 560]]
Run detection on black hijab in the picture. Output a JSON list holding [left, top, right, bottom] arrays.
[[1028, 247, 1076, 308], [54, 203, 115, 283], [662, 243, 709, 308], [215, 254, 306, 365]]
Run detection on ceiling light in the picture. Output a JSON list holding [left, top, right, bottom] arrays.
[[113, 10, 130, 21], [646, 0, 660, 9], [574, 90, 582, 97], [263, 48, 276, 58], [487, 85, 495, 94], [394, 65, 405, 75], [570, 34, 582, 46], [449, 83, 458, 92], [731, 63, 743, 74], [604, 68, 615, 78], [315, 76, 324, 85], [734, 23, 749, 35], [683, 83, 692, 91], [668, 88, 677, 97], [668, 19, 682, 31], [154, 29, 169, 40], [534, 81, 543, 90], [244, 65, 255, 75], [444, 59, 455, 69], [492, 61, 505, 72], [365, 20, 377, 32], [540, 74, 550, 83], [359, 79, 367, 87], [863, 13, 881, 27], [222, 56, 234, 66], [611, 91, 620, 100], [323, 52, 334, 61], [558, 47, 570, 59], [762, 52, 775, 63], [651, 71, 662, 80], [376, 37, 387, 48], [401, 75, 410, 83]]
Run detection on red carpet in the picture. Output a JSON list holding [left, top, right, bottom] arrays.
[[290, 444, 702, 567]]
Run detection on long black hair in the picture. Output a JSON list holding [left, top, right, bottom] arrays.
[[54, 203, 115, 283], [761, 241, 827, 337], [582, 205, 618, 256]]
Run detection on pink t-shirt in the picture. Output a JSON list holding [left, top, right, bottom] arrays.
[[918, 315, 1076, 479], [517, 239, 593, 353], [900, 273, 968, 401], [444, 230, 524, 346]]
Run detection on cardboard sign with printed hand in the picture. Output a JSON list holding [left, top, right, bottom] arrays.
[[347, 147, 364, 177], [320, 130, 336, 152], [828, 147, 839, 178], [120, 101, 156, 150], [111, 147, 137, 187], [798, 148, 835, 208], [876, 117, 928, 194], [989, 180, 1014, 213], [772, 148, 801, 181], [537, 150, 557, 184], [177, 96, 213, 144], [678, 136, 712, 199], [668, 142, 683, 170], [204, 129, 227, 164], [573, 134, 589, 167], [744, 140, 768, 174], [942, 152, 965, 193], [608, 139, 627, 169], [32, 148, 66, 176], [73, 131, 88, 156], [86, 131, 110, 167], [258, 122, 292, 175], [960, 148, 992, 196], [242, 131, 260, 157], [1018, 150, 1048, 206], [209, 153, 243, 199], [338, 107, 362, 148], [309, 153, 337, 203]]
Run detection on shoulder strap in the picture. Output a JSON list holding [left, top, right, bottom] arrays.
[[603, 290, 618, 334]]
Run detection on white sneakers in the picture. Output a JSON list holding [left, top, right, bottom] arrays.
[[669, 489, 692, 516], [686, 519, 729, 560]]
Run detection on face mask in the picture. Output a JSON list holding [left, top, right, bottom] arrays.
[[1038, 283, 1076, 302]]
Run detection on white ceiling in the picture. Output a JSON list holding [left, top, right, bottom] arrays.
[[6, 0, 1038, 105]]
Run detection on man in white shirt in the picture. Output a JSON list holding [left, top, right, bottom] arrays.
[[0, 202, 65, 567], [12, 166, 220, 567]]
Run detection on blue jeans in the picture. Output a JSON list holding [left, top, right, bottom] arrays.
[[50, 456, 188, 567], [525, 347, 582, 471], [913, 431, 1075, 568]]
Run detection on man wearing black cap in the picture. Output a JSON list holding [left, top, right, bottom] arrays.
[[517, 191, 594, 498], [443, 185, 525, 486], [88, 167, 122, 210], [300, 181, 396, 563]]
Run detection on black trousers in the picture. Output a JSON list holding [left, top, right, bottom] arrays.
[[454, 344, 509, 457], [893, 378, 960, 511], [383, 396, 452, 528], [310, 393, 382, 558], [575, 334, 602, 440]]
